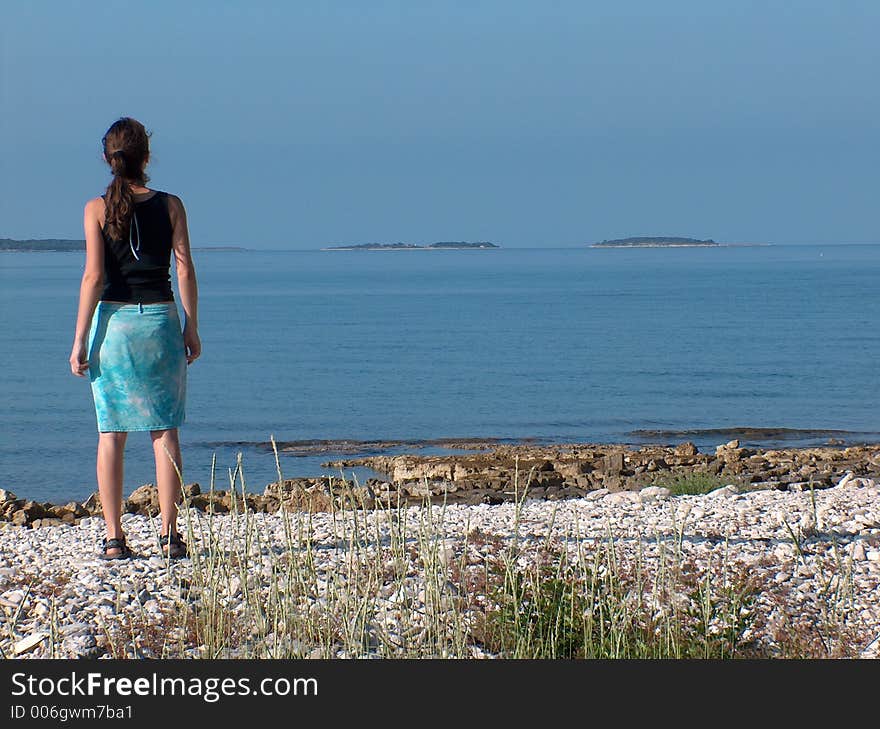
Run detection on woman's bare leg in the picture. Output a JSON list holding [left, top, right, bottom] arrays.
[[97, 431, 127, 554], [151, 428, 182, 538]]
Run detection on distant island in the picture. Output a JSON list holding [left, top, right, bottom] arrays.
[[323, 241, 499, 251], [1, 238, 84, 251], [590, 236, 718, 248]]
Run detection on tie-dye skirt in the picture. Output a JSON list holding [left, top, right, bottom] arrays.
[[87, 301, 187, 432]]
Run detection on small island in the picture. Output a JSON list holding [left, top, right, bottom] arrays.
[[322, 241, 499, 251], [590, 236, 718, 248], [1, 238, 85, 252]]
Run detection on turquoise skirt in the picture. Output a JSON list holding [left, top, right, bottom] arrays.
[[87, 302, 187, 432]]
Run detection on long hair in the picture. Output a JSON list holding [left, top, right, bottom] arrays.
[[101, 117, 151, 241]]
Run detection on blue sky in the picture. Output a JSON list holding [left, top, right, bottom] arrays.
[[1, 1, 877, 247]]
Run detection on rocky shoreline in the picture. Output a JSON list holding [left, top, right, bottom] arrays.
[[2, 441, 880, 527], [1, 474, 878, 658]]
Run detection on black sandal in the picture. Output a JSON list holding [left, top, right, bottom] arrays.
[[159, 532, 187, 559], [99, 536, 132, 561]]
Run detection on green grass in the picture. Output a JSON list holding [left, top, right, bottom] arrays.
[[654, 472, 734, 496], [9, 448, 862, 660], [478, 539, 757, 659]]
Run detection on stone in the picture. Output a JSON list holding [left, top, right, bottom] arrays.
[[21, 501, 47, 520], [606, 491, 640, 505], [82, 492, 102, 514], [836, 472, 855, 489], [0, 590, 25, 608], [674, 442, 698, 457], [35, 518, 64, 528], [61, 622, 94, 636], [639, 486, 671, 502], [63, 633, 99, 658], [603, 453, 625, 474], [852, 543, 866, 561], [126, 484, 159, 513], [706, 485, 739, 498], [0, 489, 17, 502], [14, 633, 47, 655]]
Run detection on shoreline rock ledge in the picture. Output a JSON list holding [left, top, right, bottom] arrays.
[[2, 441, 880, 527]]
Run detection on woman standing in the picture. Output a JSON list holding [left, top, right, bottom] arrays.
[[69, 117, 201, 559]]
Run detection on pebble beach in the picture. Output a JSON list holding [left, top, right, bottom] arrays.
[[1, 473, 878, 659]]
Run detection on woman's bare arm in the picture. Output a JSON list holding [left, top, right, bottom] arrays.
[[69, 198, 105, 376], [168, 194, 201, 364]]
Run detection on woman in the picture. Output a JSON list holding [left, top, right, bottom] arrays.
[[69, 117, 201, 560]]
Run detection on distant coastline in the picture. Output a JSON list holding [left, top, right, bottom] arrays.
[[1, 238, 84, 252], [322, 241, 499, 251], [1, 239, 249, 253]]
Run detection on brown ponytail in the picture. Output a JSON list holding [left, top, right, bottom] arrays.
[[101, 118, 151, 241]]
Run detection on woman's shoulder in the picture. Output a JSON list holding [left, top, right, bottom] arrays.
[[84, 196, 106, 218], [163, 192, 187, 219]]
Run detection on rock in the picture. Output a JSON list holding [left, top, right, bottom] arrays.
[[20, 501, 48, 521], [716, 441, 746, 462], [126, 484, 159, 513], [10, 510, 27, 527], [0, 489, 17, 502], [706, 485, 739, 498], [585, 488, 609, 501], [0, 590, 25, 608], [34, 518, 64, 528], [852, 543, 867, 561], [14, 633, 47, 655], [674, 442, 698, 457], [602, 453, 625, 474], [639, 486, 671, 502], [63, 633, 99, 658], [606, 491, 640, 505], [82, 492, 102, 514], [867, 551, 880, 563], [50, 502, 88, 520], [836, 472, 855, 489], [61, 622, 94, 636], [861, 634, 880, 659]]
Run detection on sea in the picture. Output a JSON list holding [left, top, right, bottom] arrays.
[[2, 244, 879, 504]]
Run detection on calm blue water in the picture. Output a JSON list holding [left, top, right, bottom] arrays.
[[2, 245, 879, 503]]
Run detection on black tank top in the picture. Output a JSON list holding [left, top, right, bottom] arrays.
[[101, 190, 175, 303]]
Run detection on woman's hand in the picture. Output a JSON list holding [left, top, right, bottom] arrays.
[[184, 324, 201, 365], [69, 340, 89, 377]]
